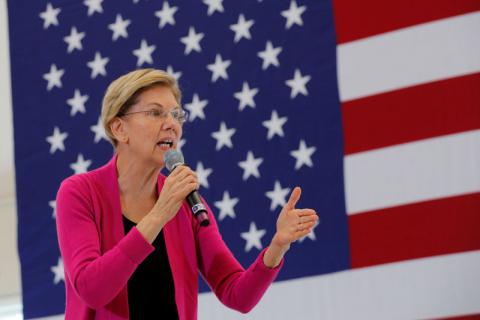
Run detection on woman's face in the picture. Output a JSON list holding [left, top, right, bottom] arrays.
[[119, 85, 183, 167]]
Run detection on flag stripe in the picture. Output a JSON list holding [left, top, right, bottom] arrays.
[[337, 11, 480, 102], [333, 0, 480, 43], [342, 73, 480, 155], [344, 130, 480, 214], [199, 251, 480, 319], [438, 314, 480, 320], [349, 192, 480, 268]]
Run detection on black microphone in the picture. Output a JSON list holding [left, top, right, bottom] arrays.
[[164, 150, 210, 227]]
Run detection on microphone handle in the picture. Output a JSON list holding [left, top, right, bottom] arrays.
[[186, 190, 210, 226]]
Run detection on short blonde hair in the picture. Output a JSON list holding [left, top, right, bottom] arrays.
[[101, 68, 181, 147]]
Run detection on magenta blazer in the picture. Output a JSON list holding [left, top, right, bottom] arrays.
[[56, 155, 283, 319]]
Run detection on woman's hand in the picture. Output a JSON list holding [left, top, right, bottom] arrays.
[[271, 186, 319, 248], [263, 186, 318, 268], [137, 165, 198, 243], [151, 165, 199, 225]]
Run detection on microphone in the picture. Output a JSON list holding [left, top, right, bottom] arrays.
[[164, 150, 210, 227]]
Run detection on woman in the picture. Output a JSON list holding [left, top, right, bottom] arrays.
[[56, 68, 319, 319]]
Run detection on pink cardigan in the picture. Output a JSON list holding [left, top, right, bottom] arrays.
[[56, 155, 283, 319]]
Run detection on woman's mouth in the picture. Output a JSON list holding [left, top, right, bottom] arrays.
[[157, 139, 174, 150]]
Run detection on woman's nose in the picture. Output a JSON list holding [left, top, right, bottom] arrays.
[[161, 111, 178, 130]]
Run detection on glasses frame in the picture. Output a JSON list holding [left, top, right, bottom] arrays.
[[119, 107, 189, 125]]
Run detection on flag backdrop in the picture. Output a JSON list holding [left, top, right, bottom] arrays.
[[7, 0, 480, 319]]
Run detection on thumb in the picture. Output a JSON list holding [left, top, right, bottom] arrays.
[[286, 186, 301, 210]]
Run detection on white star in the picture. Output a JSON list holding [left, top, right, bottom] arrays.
[[39, 3, 61, 29], [230, 14, 254, 43], [203, 0, 224, 16], [241, 222, 266, 252], [67, 89, 89, 116], [49, 200, 57, 219], [43, 64, 65, 91], [285, 69, 311, 98], [238, 151, 263, 180], [70, 153, 92, 174], [63, 26, 85, 53], [214, 191, 239, 221], [177, 138, 186, 153], [184, 94, 208, 121], [258, 41, 282, 70], [166, 65, 182, 81], [180, 27, 204, 55], [290, 139, 316, 170], [51, 257, 64, 284], [299, 221, 318, 243], [70, 154, 92, 175], [265, 181, 291, 211], [262, 110, 287, 140], [211, 122, 236, 150], [155, 2, 178, 28], [108, 14, 131, 41], [234, 82, 258, 111], [84, 0, 103, 16], [133, 39, 156, 66], [281, 0, 306, 29], [207, 54, 231, 82], [195, 162, 213, 188], [46, 127, 68, 154], [87, 52, 109, 79], [90, 116, 109, 143]]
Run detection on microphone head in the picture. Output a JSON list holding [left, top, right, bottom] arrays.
[[164, 150, 185, 172]]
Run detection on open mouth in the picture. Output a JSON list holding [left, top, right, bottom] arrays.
[[157, 139, 174, 149]]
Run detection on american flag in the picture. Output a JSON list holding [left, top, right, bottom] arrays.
[[7, 0, 480, 319]]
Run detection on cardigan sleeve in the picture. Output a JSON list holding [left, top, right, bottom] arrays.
[[56, 176, 154, 309], [195, 200, 284, 314]]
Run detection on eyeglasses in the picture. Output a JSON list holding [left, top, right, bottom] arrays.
[[120, 107, 189, 124]]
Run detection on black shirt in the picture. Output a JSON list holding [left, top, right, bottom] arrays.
[[123, 215, 179, 320]]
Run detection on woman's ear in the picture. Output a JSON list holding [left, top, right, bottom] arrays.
[[110, 117, 129, 144]]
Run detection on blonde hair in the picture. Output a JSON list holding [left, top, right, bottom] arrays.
[[101, 68, 181, 147]]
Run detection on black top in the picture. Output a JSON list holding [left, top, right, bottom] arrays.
[[123, 215, 179, 320]]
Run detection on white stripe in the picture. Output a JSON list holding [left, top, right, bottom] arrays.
[[337, 11, 480, 102], [344, 130, 480, 215], [199, 251, 480, 320]]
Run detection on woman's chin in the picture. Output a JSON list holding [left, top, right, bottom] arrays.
[[150, 150, 165, 166]]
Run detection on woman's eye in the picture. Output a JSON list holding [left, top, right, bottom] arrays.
[[150, 110, 162, 117]]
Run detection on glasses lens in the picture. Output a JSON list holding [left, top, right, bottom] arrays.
[[173, 109, 188, 123]]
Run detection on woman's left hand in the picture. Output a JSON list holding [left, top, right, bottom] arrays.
[[271, 186, 319, 249]]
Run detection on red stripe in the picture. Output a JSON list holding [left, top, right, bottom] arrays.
[[332, 1, 480, 44], [342, 73, 480, 155], [349, 193, 480, 268], [436, 315, 480, 320]]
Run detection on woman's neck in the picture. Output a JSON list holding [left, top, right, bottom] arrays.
[[116, 152, 161, 200]]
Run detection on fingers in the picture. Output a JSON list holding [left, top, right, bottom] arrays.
[[293, 211, 318, 240], [298, 214, 318, 224], [294, 226, 315, 239], [295, 220, 317, 235], [297, 209, 316, 216], [167, 166, 198, 188], [169, 165, 197, 181], [286, 186, 301, 210], [176, 181, 198, 199]]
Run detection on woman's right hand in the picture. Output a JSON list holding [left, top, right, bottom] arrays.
[[137, 165, 198, 243], [151, 165, 199, 225]]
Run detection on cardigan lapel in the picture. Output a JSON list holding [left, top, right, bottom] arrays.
[[103, 154, 126, 241], [95, 154, 130, 318]]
